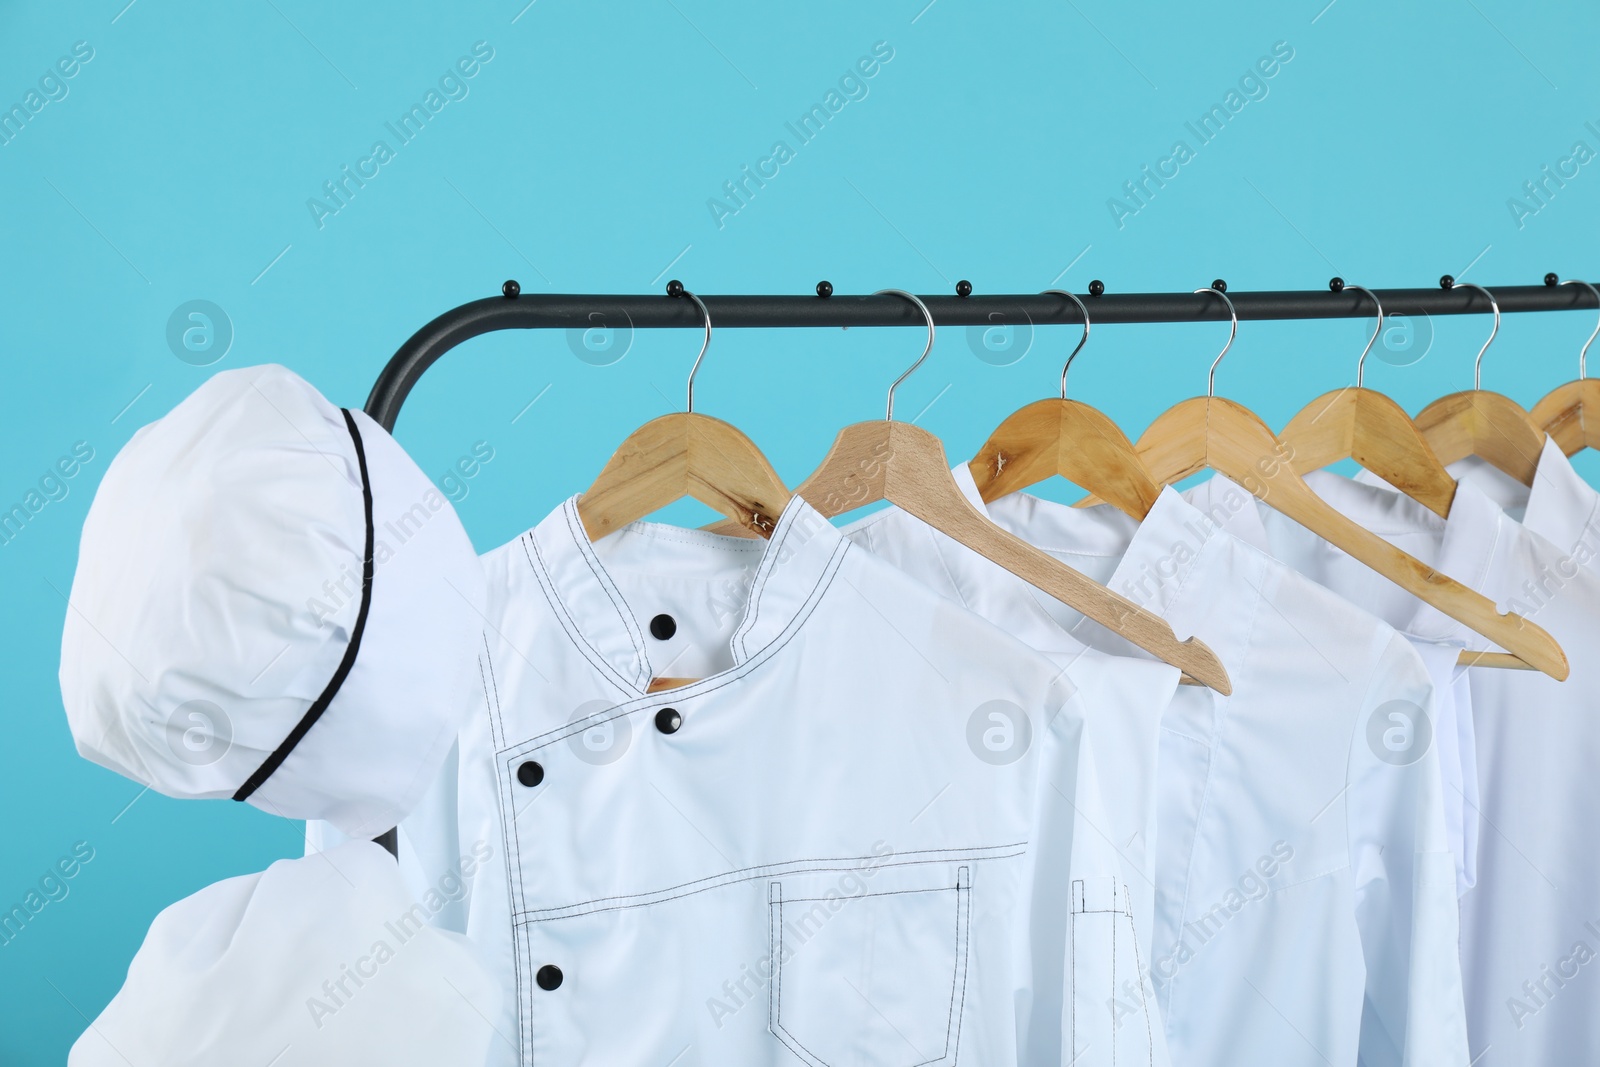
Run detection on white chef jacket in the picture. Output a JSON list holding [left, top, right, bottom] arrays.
[[404, 494, 1163, 1066], [1184, 473, 1481, 898], [1357, 441, 1600, 1066], [908, 471, 1468, 1067]]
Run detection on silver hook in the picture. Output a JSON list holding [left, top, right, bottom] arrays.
[[1450, 282, 1500, 390], [1195, 287, 1238, 398], [1346, 284, 1384, 389], [877, 289, 936, 421], [1561, 279, 1600, 379], [679, 289, 712, 414], [1041, 289, 1091, 399]]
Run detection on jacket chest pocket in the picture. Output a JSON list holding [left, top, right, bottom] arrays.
[[767, 866, 970, 1067]]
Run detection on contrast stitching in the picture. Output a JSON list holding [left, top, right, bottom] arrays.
[[524, 532, 638, 695], [562, 500, 653, 688], [514, 844, 1023, 924], [503, 542, 847, 758]]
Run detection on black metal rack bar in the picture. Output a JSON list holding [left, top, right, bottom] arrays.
[[364, 279, 1598, 433], [362, 274, 1592, 855]]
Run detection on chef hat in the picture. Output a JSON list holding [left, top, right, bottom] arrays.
[[60, 364, 487, 838], [69, 841, 503, 1067]]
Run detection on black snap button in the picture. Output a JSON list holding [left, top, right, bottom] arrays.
[[655, 708, 682, 734], [536, 964, 563, 991], [516, 761, 544, 787], [649, 613, 677, 640]]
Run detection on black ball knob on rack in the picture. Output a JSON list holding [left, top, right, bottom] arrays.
[[1329, 277, 1345, 292], [816, 280, 833, 298], [955, 280, 973, 297], [1211, 279, 1228, 293], [1440, 275, 1455, 289], [1088, 280, 1105, 297], [666, 279, 686, 297], [1546, 272, 1560, 286], [502, 279, 521, 298]]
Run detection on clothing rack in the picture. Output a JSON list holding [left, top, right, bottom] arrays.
[[364, 275, 1597, 432], [361, 272, 1594, 858]]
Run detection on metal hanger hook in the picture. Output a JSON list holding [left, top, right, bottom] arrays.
[[1041, 289, 1091, 399], [877, 289, 936, 421], [1346, 285, 1384, 389], [1451, 282, 1500, 390], [678, 289, 712, 414], [1561, 279, 1600, 379], [1195, 287, 1238, 398]]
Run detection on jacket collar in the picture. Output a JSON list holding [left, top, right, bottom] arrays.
[[523, 495, 847, 693]]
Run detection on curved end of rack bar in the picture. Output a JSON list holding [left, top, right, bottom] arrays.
[[364, 283, 1599, 432]]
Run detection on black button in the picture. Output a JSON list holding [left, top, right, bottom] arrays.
[[536, 964, 563, 990], [655, 708, 682, 734], [649, 613, 677, 640], [516, 761, 544, 787]]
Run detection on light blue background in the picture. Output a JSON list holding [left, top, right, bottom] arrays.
[[3, 0, 1598, 1061]]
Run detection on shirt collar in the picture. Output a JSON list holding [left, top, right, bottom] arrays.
[[525, 494, 847, 693], [1524, 437, 1600, 557]]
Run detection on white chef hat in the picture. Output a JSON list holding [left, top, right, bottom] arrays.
[[60, 364, 487, 838], [69, 841, 503, 1067]]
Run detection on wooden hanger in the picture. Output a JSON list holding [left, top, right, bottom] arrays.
[[795, 289, 1231, 692], [1415, 281, 1547, 486], [969, 289, 1163, 519], [1133, 287, 1567, 679], [577, 287, 790, 541], [1529, 279, 1600, 456], [1278, 282, 1457, 517]]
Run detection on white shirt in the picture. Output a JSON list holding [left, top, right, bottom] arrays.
[[894, 470, 1468, 1067], [408, 494, 1164, 1066], [1359, 441, 1600, 1065], [1184, 473, 1481, 898]]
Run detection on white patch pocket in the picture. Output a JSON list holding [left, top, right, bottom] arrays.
[[1070, 877, 1154, 1066], [767, 866, 971, 1067]]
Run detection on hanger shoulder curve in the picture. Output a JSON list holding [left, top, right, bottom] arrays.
[[798, 420, 1233, 693], [1415, 390, 1546, 485], [1151, 397, 1566, 679], [1278, 388, 1457, 518], [578, 412, 790, 541], [968, 398, 1162, 519], [1530, 378, 1600, 456]]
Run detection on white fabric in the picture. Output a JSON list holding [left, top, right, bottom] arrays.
[[409, 494, 1165, 1066], [918, 473, 1468, 1067], [1360, 442, 1600, 1065], [68, 841, 502, 1066], [60, 365, 487, 837], [842, 479, 1183, 1009], [1184, 472, 1481, 898]]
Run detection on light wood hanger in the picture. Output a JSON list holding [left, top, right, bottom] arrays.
[[1529, 279, 1600, 456], [969, 289, 1163, 519], [577, 287, 791, 542], [1133, 286, 1567, 679], [1415, 281, 1547, 486], [794, 289, 1231, 692], [1278, 282, 1457, 517]]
